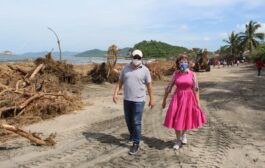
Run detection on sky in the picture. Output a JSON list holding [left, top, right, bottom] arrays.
[[0, 0, 265, 54]]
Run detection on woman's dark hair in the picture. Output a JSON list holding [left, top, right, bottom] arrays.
[[175, 54, 189, 70]]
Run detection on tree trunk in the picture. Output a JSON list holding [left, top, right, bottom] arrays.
[[0, 123, 47, 145]]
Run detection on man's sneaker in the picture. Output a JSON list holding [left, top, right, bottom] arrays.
[[127, 138, 133, 144], [173, 140, 182, 150], [129, 143, 140, 155], [181, 134, 187, 144]]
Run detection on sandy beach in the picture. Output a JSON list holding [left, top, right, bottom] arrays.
[[0, 64, 265, 168]]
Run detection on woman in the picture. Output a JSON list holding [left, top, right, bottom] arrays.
[[162, 54, 206, 150]]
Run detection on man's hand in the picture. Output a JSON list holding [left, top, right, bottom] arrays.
[[113, 80, 123, 104], [113, 94, 118, 104], [146, 83, 155, 109], [149, 100, 155, 109]]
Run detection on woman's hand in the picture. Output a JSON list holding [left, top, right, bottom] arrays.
[[197, 102, 201, 108], [162, 100, 166, 109]]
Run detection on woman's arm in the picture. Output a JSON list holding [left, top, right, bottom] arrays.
[[162, 72, 176, 108], [193, 72, 200, 107], [162, 91, 169, 108], [194, 90, 200, 107]]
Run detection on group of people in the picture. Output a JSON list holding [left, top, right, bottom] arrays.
[[113, 49, 206, 155], [212, 59, 241, 68]]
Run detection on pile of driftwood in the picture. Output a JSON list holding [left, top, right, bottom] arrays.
[[34, 53, 78, 84], [87, 63, 120, 84], [87, 44, 120, 84], [145, 62, 163, 81], [0, 53, 82, 145], [87, 60, 176, 84], [145, 60, 176, 81]]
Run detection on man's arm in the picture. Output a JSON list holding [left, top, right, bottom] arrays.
[[113, 80, 123, 103], [147, 82, 155, 108]]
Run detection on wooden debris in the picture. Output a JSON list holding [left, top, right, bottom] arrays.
[[0, 123, 56, 146]]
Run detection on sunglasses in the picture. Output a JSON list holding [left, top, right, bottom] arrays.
[[133, 55, 142, 60]]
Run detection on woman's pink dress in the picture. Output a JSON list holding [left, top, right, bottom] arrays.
[[164, 70, 206, 130]]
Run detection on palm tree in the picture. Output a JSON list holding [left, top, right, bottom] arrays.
[[240, 20, 265, 52], [106, 44, 119, 79], [223, 31, 241, 56]]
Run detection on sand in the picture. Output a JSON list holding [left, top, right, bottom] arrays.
[[0, 64, 264, 168]]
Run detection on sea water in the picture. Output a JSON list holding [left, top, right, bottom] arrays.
[[0, 54, 131, 64]]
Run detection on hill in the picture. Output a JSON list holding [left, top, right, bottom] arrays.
[[132, 40, 190, 58], [75, 48, 130, 57], [74, 49, 106, 57]]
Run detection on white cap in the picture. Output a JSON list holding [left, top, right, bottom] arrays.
[[132, 49, 143, 58]]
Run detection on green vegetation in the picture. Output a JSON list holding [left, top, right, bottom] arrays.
[[240, 20, 265, 52], [221, 20, 265, 60], [222, 31, 242, 56], [119, 47, 130, 57], [251, 43, 265, 61], [131, 40, 190, 58], [75, 41, 189, 59], [75, 49, 107, 57], [75, 48, 130, 57]]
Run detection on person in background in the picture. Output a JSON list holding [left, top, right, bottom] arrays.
[[236, 60, 240, 66], [256, 60, 264, 76]]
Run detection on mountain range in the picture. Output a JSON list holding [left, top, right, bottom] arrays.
[[19, 51, 79, 57], [16, 48, 130, 58], [74, 48, 130, 57]]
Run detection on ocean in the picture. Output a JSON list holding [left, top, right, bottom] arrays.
[[0, 54, 131, 64]]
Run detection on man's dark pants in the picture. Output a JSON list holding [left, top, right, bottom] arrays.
[[258, 67, 261, 76], [123, 100, 145, 144]]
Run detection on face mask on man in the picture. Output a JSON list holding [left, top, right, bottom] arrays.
[[179, 63, 189, 71], [132, 59, 142, 66]]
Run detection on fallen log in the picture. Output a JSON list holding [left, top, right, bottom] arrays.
[[7, 65, 28, 76], [30, 64, 44, 80], [0, 93, 44, 115], [0, 123, 56, 146], [19, 93, 44, 109], [0, 89, 12, 96], [15, 80, 22, 91], [0, 82, 9, 89]]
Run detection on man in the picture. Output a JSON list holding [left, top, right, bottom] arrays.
[[113, 49, 155, 155]]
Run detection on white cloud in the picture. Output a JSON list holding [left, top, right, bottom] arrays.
[[176, 0, 265, 8], [258, 23, 265, 33], [203, 37, 211, 41], [236, 24, 245, 32], [178, 24, 188, 31], [0, 0, 265, 53], [241, 0, 265, 9], [219, 33, 229, 39], [236, 22, 265, 33]]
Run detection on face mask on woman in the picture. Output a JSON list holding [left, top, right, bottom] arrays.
[[179, 63, 189, 71]]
